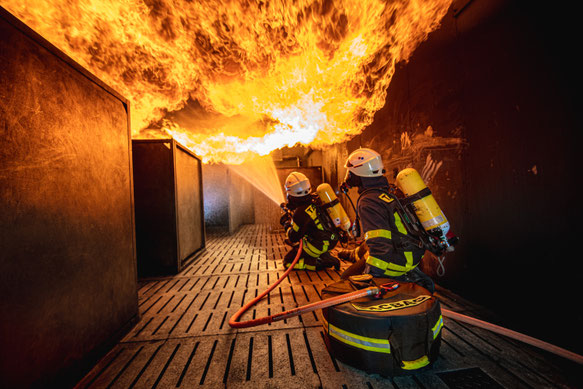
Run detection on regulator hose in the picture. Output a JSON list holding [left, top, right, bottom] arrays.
[[228, 240, 381, 328], [442, 309, 583, 365]]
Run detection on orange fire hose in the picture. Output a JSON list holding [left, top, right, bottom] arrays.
[[228, 240, 381, 328], [441, 309, 583, 365], [228, 242, 583, 365]]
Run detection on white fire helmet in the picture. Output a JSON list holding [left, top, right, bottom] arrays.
[[344, 148, 385, 177], [285, 172, 311, 197]]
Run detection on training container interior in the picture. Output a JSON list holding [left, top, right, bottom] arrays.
[[0, 7, 138, 388]]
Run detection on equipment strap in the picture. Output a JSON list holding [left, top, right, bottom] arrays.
[[319, 198, 339, 210], [400, 187, 432, 206]]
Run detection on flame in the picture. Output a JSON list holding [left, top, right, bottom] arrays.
[[2, 0, 452, 164]]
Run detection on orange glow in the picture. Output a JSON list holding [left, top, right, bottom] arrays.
[[3, 0, 452, 164]]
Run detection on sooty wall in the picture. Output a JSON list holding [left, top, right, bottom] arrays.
[[323, 0, 580, 353], [0, 8, 138, 387]]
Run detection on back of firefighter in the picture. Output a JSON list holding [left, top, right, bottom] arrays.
[[341, 148, 434, 292], [281, 172, 340, 271]]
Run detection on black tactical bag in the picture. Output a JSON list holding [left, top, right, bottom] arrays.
[[321, 277, 442, 376]]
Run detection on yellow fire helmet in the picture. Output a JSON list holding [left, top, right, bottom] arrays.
[[344, 148, 384, 177], [284, 172, 311, 197]]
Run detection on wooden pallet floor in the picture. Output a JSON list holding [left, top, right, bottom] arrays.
[[75, 224, 581, 389]]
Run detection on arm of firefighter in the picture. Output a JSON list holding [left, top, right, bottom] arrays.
[[286, 210, 310, 243], [358, 196, 399, 277]]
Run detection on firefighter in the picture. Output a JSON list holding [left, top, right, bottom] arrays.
[[340, 148, 434, 293], [280, 172, 340, 271]]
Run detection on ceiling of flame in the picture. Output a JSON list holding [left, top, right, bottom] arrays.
[[2, 0, 452, 163]]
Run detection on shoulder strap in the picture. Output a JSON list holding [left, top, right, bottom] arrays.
[[356, 187, 386, 209], [313, 200, 338, 232], [400, 187, 432, 206], [359, 187, 424, 248]]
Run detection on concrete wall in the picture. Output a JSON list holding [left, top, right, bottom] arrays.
[[0, 8, 138, 387], [253, 189, 283, 231], [321, 0, 580, 353], [203, 164, 255, 234], [202, 164, 230, 228], [228, 170, 255, 234]]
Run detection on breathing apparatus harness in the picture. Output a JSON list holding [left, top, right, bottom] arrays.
[[280, 193, 348, 245], [340, 179, 458, 276]]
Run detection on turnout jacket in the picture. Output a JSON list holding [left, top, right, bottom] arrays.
[[357, 178, 425, 277], [286, 200, 338, 258]]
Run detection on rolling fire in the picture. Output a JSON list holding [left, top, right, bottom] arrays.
[[3, 0, 452, 164]]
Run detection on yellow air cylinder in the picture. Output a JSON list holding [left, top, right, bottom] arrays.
[[316, 183, 352, 233], [395, 168, 450, 237]]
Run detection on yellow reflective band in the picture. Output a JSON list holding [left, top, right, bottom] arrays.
[[387, 262, 408, 272], [305, 264, 316, 271], [285, 258, 305, 270], [364, 229, 391, 241], [385, 269, 407, 277], [384, 263, 418, 277], [366, 255, 389, 271], [322, 316, 391, 354], [292, 222, 300, 232], [305, 205, 318, 220], [404, 251, 413, 268], [383, 252, 417, 276], [432, 315, 444, 339], [401, 355, 430, 370], [379, 193, 393, 203], [367, 255, 417, 276], [394, 212, 408, 235], [303, 238, 328, 257], [303, 244, 319, 257]]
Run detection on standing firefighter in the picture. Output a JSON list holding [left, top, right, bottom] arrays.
[[280, 172, 341, 271], [341, 148, 435, 292]]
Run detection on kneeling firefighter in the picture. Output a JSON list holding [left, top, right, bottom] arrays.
[[340, 148, 435, 292], [280, 172, 341, 271]]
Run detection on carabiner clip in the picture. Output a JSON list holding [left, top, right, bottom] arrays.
[[380, 282, 399, 293]]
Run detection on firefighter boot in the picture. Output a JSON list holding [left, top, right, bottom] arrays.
[[317, 252, 340, 271], [338, 242, 368, 263], [337, 248, 356, 262]]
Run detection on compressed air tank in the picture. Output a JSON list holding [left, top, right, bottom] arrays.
[[316, 183, 351, 233], [395, 168, 450, 238]]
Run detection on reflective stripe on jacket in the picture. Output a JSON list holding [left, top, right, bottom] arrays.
[[358, 188, 424, 277], [286, 202, 337, 257]]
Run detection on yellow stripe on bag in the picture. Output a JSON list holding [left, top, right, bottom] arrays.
[[322, 316, 391, 354]]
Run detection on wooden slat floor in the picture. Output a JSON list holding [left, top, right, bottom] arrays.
[[75, 224, 581, 389]]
